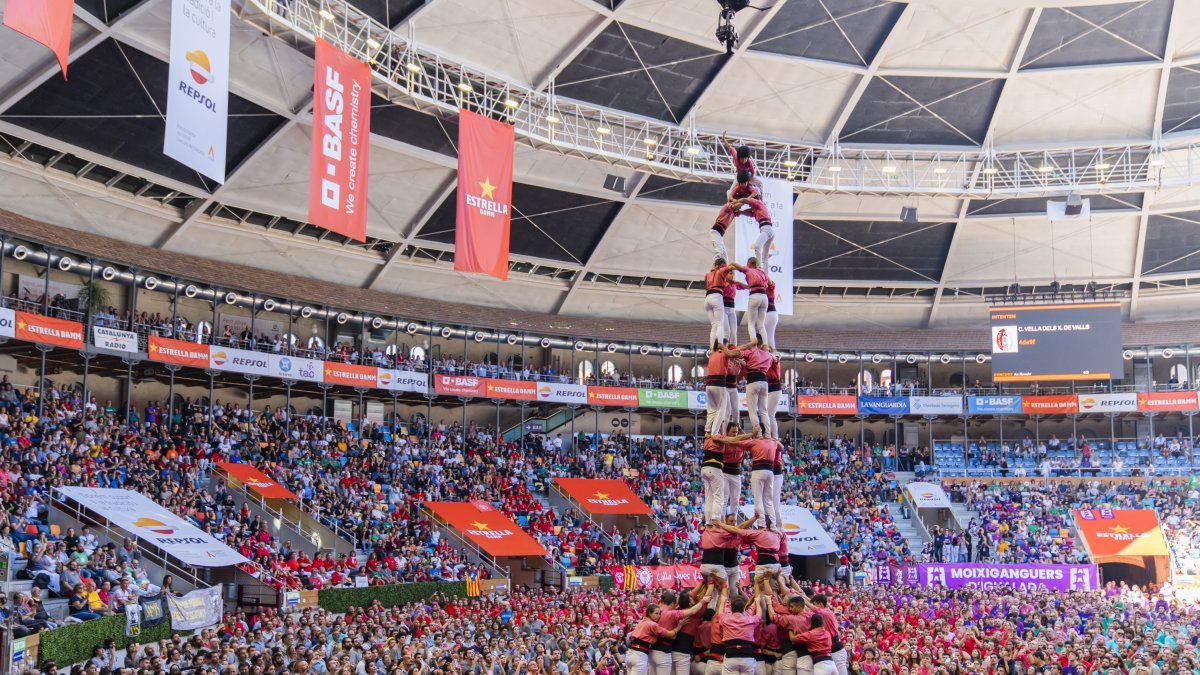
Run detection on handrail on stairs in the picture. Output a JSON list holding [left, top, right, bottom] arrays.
[[216, 468, 359, 552]]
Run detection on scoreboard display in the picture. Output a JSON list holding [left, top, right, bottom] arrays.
[[989, 303, 1123, 382]]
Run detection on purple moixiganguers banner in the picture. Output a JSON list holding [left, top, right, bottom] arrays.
[[918, 563, 1098, 592]]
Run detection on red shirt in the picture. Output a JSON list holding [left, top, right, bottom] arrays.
[[744, 267, 769, 292], [717, 606, 759, 643], [707, 351, 729, 378], [741, 347, 773, 373], [631, 617, 670, 645], [706, 265, 732, 290], [724, 141, 756, 178]]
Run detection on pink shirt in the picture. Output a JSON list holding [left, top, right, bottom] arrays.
[[742, 347, 773, 374], [631, 617, 670, 644], [717, 606, 760, 643], [746, 438, 778, 463], [658, 607, 688, 633], [707, 351, 729, 378], [701, 528, 740, 550], [741, 529, 781, 557], [744, 267, 769, 291]]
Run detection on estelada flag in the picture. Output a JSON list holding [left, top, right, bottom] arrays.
[[465, 571, 481, 597], [15, 311, 82, 349], [553, 478, 652, 515], [308, 39, 371, 242], [455, 109, 514, 280], [3, 0, 73, 78], [1074, 509, 1169, 558]]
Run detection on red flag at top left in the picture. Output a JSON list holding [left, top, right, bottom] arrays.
[[3, 0, 74, 78], [308, 39, 371, 242]]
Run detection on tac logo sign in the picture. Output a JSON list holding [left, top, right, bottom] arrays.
[[134, 517, 174, 535], [992, 325, 1018, 353], [186, 50, 212, 85]]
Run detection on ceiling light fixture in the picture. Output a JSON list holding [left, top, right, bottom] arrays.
[[366, 37, 380, 49], [932, 167, 947, 175], [503, 98, 520, 109], [545, 114, 560, 124], [1093, 162, 1111, 170], [881, 165, 896, 174], [982, 166, 998, 175], [783, 159, 798, 168], [827, 165, 842, 173], [595, 126, 611, 135], [1148, 157, 1165, 167], [318, 8, 336, 21], [643, 137, 657, 146], [1038, 164, 1054, 173], [405, 61, 421, 73], [686, 146, 700, 156], [644, 151, 655, 160]]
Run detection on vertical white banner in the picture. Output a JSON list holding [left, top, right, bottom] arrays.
[[734, 177, 793, 314], [164, 0, 230, 183]]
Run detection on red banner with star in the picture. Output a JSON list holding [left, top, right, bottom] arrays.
[[553, 478, 651, 515], [424, 501, 546, 557], [454, 108, 513, 280]]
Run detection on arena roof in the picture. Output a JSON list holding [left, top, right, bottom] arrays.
[[2, 0, 1200, 331]]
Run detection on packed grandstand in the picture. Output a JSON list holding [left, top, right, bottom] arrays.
[[7, 0, 1200, 674]]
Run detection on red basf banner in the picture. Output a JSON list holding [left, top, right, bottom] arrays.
[[455, 109, 514, 280], [309, 39, 371, 242], [3, 0, 73, 78]]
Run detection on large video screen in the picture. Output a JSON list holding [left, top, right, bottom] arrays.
[[989, 302, 1123, 382]]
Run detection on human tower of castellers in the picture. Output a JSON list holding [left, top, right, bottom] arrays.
[[624, 137, 846, 675]]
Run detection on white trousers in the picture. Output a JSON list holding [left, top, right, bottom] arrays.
[[776, 651, 798, 675], [652, 651, 675, 674], [745, 380, 769, 436], [705, 294, 726, 349], [705, 386, 727, 436], [723, 472, 742, 517], [767, 390, 781, 438], [813, 660, 837, 675], [705, 661, 724, 675], [797, 655, 813, 675], [723, 307, 738, 347], [672, 652, 692, 675], [701, 465, 727, 524], [754, 224, 775, 267], [711, 230, 729, 262], [726, 387, 739, 430], [750, 468, 775, 527], [756, 663, 774, 675], [764, 310, 778, 350], [627, 649, 651, 675], [746, 294, 768, 345], [772, 470, 785, 532], [723, 657, 756, 675], [831, 649, 848, 675]]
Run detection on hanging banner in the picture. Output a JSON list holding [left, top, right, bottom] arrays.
[[308, 38, 371, 241], [1075, 509, 1169, 557], [216, 462, 297, 499], [857, 396, 910, 415], [271, 355, 324, 383], [687, 390, 708, 411], [967, 395, 1023, 414], [455, 109, 515, 279], [91, 326, 138, 353], [148, 336, 210, 368], [484, 379, 537, 401], [909, 396, 963, 415], [906, 482, 953, 509], [919, 563, 1097, 592], [424, 501, 547, 557], [536, 382, 588, 404], [733, 177, 793, 314], [15, 311, 83, 349], [167, 586, 224, 630], [1077, 393, 1138, 413], [125, 603, 141, 638], [1137, 391, 1199, 412], [378, 369, 429, 394], [1022, 395, 1079, 414], [554, 478, 652, 515], [637, 388, 689, 409], [740, 504, 837, 555], [140, 594, 166, 628], [163, 0, 230, 182], [0, 307, 13, 338], [587, 386, 639, 407], [58, 487, 248, 567], [209, 347, 272, 376], [434, 374, 487, 397], [795, 395, 857, 415], [323, 361, 378, 388], [3, 0, 73, 78]]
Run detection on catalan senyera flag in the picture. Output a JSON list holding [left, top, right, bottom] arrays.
[[622, 564, 637, 591], [454, 109, 514, 280], [465, 571, 481, 597], [3, 0, 73, 78]]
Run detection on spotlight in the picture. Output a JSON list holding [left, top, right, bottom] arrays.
[[366, 37, 380, 49], [143, 276, 159, 291], [881, 165, 897, 174], [336, 312, 350, 325], [595, 126, 611, 135], [933, 167, 947, 175], [405, 61, 421, 73], [300, 306, 315, 319], [224, 292, 239, 305], [262, 298, 277, 312], [1049, 280, 1061, 296], [1064, 192, 1083, 216], [318, 8, 335, 21], [506, 334, 519, 346], [371, 316, 385, 330], [457, 79, 473, 93], [503, 98, 520, 109], [540, 338, 552, 348], [474, 331, 487, 343], [184, 285, 200, 298], [1007, 282, 1020, 299], [899, 206, 918, 224], [545, 114, 560, 124], [57, 256, 74, 271], [101, 266, 118, 281], [11, 245, 29, 261], [1085, 280, 1098, 299], [406, 323, 420, 334]]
